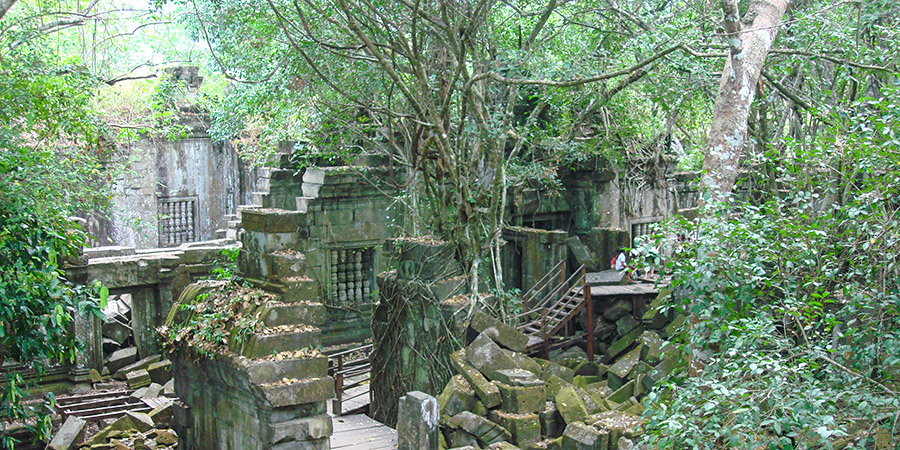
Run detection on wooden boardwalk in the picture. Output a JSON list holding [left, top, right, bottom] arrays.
[[330, 414, 397, 449]]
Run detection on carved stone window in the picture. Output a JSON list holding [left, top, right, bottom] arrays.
[[158, 197, 198, 246], [329, 247, 374, 306]]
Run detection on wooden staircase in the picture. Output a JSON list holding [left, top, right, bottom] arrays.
[[516, 262, 594, 360]]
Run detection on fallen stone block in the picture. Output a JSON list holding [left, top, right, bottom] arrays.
[[607, 380, 635, 405], [615, 316, 640, 337], [439, 375, 476, 418], [661, 314, 686, 339], [466, 333, 521, 382], [577, 387, 608, 414], [125, 411, 154, 433], [113, 354, 161, 381], [607, 326, 644, 360], [126, 369, 151, 389], [105, 347, 137, 375], [448, 412, 511, 446], [489, 410, 541, 446], [503, 349, 542, 376], [102, 317, 132, 347], [539, 400, 563, 439], [567, 236, 597, 270], [448, 429, 479, 448], [48, 416, 86, 450], [148, 399, 175, 428], [639, 331, 669, 365], [497, 382, 545, 414], [493, 369, 544, 387], [603, 300, 632, 322], [282, 277, 320, 303], [163, 379, 176, 397], [555, 386, 589, 425], [451, 349, 501, 408], [544, 375, 572, 402], [589, 411, 644, 444], [562, 422, 610, 450], [147, 360, 172, 384], [153, 429, 178, 446], [487, 442, 521, 450], [468, 311, 529, 353], [143, 382, 163, 398], [541, 361, 575, 383], [609, 346, 642, 382]]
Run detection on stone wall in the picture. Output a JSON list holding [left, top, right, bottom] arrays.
[[60, 240, 234, 386], [88, 132, 240, 249], [242, 162, 405, 347]]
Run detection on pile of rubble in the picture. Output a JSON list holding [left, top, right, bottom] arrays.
[[436, 292, 681, 450]]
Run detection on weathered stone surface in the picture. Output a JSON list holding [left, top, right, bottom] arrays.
[[466, 334, 520, 382], [126, 369, 151, 389], [497, 382, 545, 414], [144, 382, 163, 398], [270, 437, 329, 449], [615, 316, 640, 337], [149, 399, 174, 428], [539, 401, 563, 439], [106, 347, 137, 375], [573, 375, 603, 388], [282, 277, 320, 303], [617, 436, 635, 450], [154, 429, 178, 446], [241, 356, 328, 386], [448, 412, 511, 446], [261, 302, 327, 327], [448, 429, 479, 449], [451, 349, 501, 409], [577, 387, 609, 414], [589, 411, 643, 444], [607, 380, 636, 405], [607, 325, 644, 360], [398, 391, 440, 450], [541, 361, 575, 384], [493, 369, 544, 387], [603, 300, 632, 321], [125, 411, 155, 433], [555, 386, 589, 425], [147, 360, 172, 384], [439, 375, 476, 418], [113, 354, 161, 381], [490, 411, 541, 446], [163, 379, 176, 397], [48, 416, 86, 450], [639, 331, 668, 365], [503, 350, 542, 376], [487, 442, 521, 450], [102, 317, 132, 346], [661, 314, 686, 339], [262, 377, 334, 408], [468, 311, 529, 353], [545, 375, 571, 402], [240, 328, 321, 359], [561, 423, 609, 450], [609, 346, 642, 380], [567, 236, 596, 270], [268, 414, 333, 444], [584, 381, 612, 399], [242, 208, 305, 233]]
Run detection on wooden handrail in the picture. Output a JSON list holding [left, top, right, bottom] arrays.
[[327, 342, 373, 416], [516, 264, 585, 322], [517, 265, 594, 361]]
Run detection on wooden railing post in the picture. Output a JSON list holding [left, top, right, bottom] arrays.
[[333, 354, 344, 415], [583, 266, 594, 362]]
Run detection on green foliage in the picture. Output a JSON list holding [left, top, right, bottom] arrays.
[[637, 89, 900, 449], [0, 19, 111, 449]]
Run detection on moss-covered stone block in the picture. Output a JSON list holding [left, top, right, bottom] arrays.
[[439, 375, 476, 418], [451, 349, 501, 409], [497, 382, 545, 414], [555, 386, 589, 425]]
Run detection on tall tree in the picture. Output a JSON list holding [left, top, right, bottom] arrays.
[[701, 0, 789, 194]]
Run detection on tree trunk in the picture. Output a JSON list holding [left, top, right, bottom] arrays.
[[0, 0, 17, 20], [701, 0, 790, 194]]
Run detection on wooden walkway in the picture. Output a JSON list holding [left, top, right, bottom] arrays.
[[330, 414, 397, 449]]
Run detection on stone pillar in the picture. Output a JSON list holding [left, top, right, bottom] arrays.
[[70, 307, 103, 381], [397, 391, 439, 450]]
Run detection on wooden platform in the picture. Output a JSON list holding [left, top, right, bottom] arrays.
[[589, 282, 659, 297], [330, 414, 397, 449]]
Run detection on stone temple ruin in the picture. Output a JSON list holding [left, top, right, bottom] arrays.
[[4, 121, 700, 449]]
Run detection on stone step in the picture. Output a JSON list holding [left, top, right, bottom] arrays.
[[244, 356, 328, 385], [267, 413, 333, 445], [283, 277, 320, 303], [259, 302, 327, 327], [237, 326, 322, 359], [260, 377, 334, 408]]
